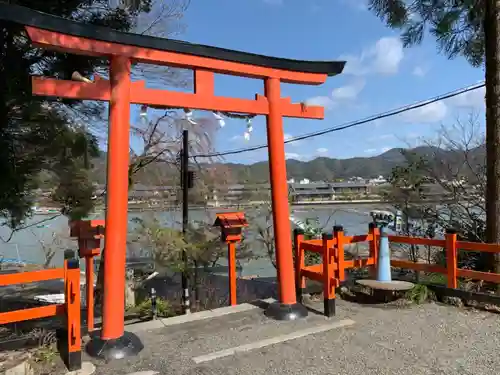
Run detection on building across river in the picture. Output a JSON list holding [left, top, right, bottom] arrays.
[[119, 181, 381, 207], [38, 179, 450, 208], [87, 180, 452, 207]]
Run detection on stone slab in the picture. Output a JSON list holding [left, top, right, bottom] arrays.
[[356, 279, 414, 291]]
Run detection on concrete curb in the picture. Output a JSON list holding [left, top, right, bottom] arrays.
[[65, 362, 96, 375], [5, 360, 33, 375], [127, 298, 276, 333], [191, 318, 356, 364]]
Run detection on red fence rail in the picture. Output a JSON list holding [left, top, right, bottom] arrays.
[[0, 254, 82, 371], [388, 231, 500, 287], [294, 225, 500, 317]]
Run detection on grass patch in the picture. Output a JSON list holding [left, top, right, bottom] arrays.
[[33, 344, 57, 364], [425, 273, 447, 285], [132, 297, 176, 319], [405, 284, 435, 304]]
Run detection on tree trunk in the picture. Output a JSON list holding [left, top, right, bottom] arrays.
[[94, 249, 105, 307], [484, 0, 500, 279], [192, 259, 200, 308], [125, 268, 136, 308]]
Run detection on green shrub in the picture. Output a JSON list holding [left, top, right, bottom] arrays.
[[405, 284, 434, 304], [135, 298, 175, 319], [426, 273, 447, 285], [295, 217, 323, 266]]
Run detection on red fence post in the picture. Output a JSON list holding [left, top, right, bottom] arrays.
[[445, 229, 458, 289], [333, 226, 345, 282], [64, 256, 82, 371], [368, 223, 379, 278], [294, 229, 305, 303], [322, 233, 335, 317]]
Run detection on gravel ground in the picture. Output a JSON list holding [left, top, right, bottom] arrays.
[[83, 298, 500, 375]]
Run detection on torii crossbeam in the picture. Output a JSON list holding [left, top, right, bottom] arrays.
[[0, 3, 345, 361]]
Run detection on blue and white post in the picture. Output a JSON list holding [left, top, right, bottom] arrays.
[[377, 226, 391, 282], [370, 210, 396, 283]]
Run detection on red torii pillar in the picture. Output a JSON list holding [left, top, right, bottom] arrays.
[[8, 2, 345, 360], [265, 77, 302, 315], [102, 56, 132, 348]]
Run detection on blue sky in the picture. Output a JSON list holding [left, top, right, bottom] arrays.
[[129, 0, 486, 165]]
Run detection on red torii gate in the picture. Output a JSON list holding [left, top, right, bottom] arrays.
[[1, 4, 345, 360]]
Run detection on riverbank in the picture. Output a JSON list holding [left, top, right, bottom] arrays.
[[1, 203, 381, 269], [31, 199, 388, 214]]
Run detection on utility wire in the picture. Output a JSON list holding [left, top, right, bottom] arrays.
[[191, 81, 485, 159]]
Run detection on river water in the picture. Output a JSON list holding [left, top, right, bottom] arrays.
[[0, 203, 390, 277]]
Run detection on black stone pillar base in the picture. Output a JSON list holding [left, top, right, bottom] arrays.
[[66, 351, 82, 371], [296, 287, 305, 304], [265, 301, 308, 321], [56, 328, 82, 371], [85, 331, 144, 361], [324, 298, 336, 317]]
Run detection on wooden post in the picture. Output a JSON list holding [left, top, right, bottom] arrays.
[[85, 255, 94, 332], [368, 223, 379, 278], [64, 256, 82, 371], [445, 228, 458, 289], [228, 241, 237, 306], [213, 212, 248, 308], [322, 233, 335, 317], [181, 129, 191, 314], [294, 229, 305, 303], [333, 226, 345, 282]]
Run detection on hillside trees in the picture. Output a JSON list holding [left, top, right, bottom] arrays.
[[0, 0, 195, 231], [385, 113, 490, 272], [0, 0, 163, 231]]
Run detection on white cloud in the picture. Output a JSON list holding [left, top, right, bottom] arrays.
[[284, 133, 301, 146], [402, 101, 448, 123], [339, 0, 367, 11], [412, 66, 428, 77], [306, 79, 365, 110], [369, 134, 395, 141], [285, 152, 305, 160], [305, 95, 335, 109], [285, 148, 328, 161], [364, 147, 392, 155], [373, 38, 404, 75], [395, 85, 483, 126], [331, 78, 366, 100], [341, 37, 404, 76], [447, 85, 485, 110]]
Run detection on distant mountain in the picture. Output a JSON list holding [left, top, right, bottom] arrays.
[[91, 145, 485, 185], [221, 146, 447, 183]]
